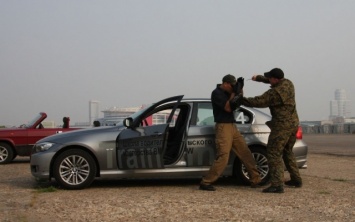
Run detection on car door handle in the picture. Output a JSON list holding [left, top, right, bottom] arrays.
[[154, 132, 162, 136]]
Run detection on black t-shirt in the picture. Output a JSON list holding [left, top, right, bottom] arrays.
[[211, 85, 235, 123]]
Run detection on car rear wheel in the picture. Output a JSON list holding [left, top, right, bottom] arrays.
[[53, 149, 96, 190], [234, 146, 269, 184], [0, 143, 14, 164]]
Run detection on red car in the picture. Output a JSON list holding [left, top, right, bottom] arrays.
[[0, 112, 80, 164]]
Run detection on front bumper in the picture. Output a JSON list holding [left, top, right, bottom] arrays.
[[30, 151, 56, 179]]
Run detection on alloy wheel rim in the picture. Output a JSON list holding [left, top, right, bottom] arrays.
[[59, 155, 90, 185], [242, 153, 269, 179], [0, 147, 8, 162]]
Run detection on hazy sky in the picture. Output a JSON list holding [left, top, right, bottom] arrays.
[[1, 1, 355, 126]]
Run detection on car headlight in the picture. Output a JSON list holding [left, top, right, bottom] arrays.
[[33, 142, 55, 153]]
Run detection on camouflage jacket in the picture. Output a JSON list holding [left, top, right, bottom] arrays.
[[242, 76, 299, 129]]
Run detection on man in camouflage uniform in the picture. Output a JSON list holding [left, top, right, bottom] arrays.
[[242, 68, 302, 193]]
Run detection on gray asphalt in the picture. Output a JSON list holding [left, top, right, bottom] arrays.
[[303, 134, 355, 156]]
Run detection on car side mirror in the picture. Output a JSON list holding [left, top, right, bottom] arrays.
[[123, 117, 133, 128]]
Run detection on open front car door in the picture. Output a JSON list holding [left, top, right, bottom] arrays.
[[116, 95, 183, 170]]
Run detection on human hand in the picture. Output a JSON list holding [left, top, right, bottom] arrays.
[[233, 77, 244, 94], [237, 77, 244, 88], [230, 94, 243, 110]]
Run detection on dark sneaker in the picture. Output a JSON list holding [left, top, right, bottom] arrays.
[[250, 183, 261, 188], [250, 177, 262, 188], [262, 186, 284, 193], [199, 184, 216, 191], [285, 180, 302, 188], [252, 178, 270, 188]]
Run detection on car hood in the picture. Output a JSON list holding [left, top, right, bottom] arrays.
[[36, 126, 125, 144]]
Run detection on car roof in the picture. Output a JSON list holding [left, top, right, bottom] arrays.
[[180, 98, 210, 102]]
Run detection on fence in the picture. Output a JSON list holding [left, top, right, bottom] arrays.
[[301, 123, 355, 134]]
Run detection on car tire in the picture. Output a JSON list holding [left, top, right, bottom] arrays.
[[234, 146, 269, 184], [53, 149, 97, 190], [0, 142, 15, 164]]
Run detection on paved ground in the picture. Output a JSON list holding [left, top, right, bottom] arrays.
[[303, 134, 355, 156], [1, 134, 354, 221]]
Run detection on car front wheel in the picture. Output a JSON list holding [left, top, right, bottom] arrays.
[[53, 149, 96, 190], [0, 143, 14, 164], [234, 146, 269, 184]]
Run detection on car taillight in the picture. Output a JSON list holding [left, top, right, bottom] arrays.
[[296, 126, 303, 139]]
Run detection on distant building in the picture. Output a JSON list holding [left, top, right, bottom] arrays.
[[344, 117, 355, 123], [42, 121, 55, 128], [89, 100, 100, 126], [329, 89, 351, 120], [73, 122, 91, 127], [95, 105, 176, 126], [95, 106, 142, 126]]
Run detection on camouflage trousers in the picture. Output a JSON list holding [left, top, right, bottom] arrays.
[[201, 123, 261, 185], [267, 126, 302, 187]]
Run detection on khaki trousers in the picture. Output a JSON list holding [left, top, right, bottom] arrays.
[[201, 123, 260, 185]]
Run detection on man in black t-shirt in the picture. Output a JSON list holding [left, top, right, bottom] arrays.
[[199, 74, 261, 191]]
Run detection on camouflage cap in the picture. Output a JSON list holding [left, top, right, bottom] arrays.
[[222, 74, 237, 85]]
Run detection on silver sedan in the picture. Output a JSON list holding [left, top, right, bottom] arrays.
[[30, 95, 308, 189]]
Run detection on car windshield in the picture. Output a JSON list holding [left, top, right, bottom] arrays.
[[128, 105, 152, 120], [23, 113, 43, 128]]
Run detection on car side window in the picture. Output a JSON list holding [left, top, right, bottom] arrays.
[[234, 108, 252, 124], [196, 103, 214, 126], [142, 108, 180, 127]]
